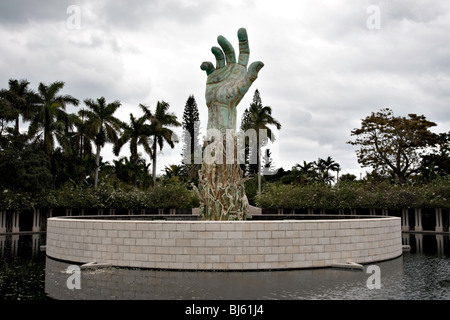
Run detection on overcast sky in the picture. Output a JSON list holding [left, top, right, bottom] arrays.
[[1, 0, 450, 178]]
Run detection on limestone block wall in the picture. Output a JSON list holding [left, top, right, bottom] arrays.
[[46, 217, 402, 270]]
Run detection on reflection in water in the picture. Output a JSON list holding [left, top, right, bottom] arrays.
[[0, 234, 47, 300], [45, 256, 403, 300], [44, 234, 450, 300], [407, 234, 450, 255], [0, 233, 44, 259], [1, 233, 449, 300], [403, 233, 450, 255]]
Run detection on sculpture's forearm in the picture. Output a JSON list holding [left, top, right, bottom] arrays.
[[207, 102, 237, 133]]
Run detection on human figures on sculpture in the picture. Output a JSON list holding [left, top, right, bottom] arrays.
[[196, 28, 263, 220]]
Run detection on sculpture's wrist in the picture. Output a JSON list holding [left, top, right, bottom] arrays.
[[206, 101, 237, 132]]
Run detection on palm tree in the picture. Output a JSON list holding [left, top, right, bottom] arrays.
[[241, 92, 281, 195], [323, 156, 341, 183], [0, 79, 39, 135], [293, 161, 316, 185], [114, 112, 152, 166], [164, 164, 185, 182], [113, 156, 151, 188], [29, 81, 79, 155], [140, 101, 181, 185], [0, 98, 12, 136], [113, 156, 136, 186], [71, 109, 94, 158], [80, 97, 122, 188], [314, 156, 341, 185], [58, 112, 81, 156]]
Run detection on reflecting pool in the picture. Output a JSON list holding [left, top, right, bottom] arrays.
[[0, 233, 449, 300]]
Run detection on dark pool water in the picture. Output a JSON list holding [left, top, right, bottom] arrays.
[[1, 233, 449, 300]]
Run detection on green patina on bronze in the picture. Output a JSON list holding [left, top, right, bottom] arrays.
[[196, 28, 264, 220]]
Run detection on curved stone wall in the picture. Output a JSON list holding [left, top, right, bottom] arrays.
[[46, 217, 402, 270]]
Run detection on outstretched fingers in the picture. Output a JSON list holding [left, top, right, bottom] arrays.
[[200, 61, 215, 75], [217, 35, 236, 64], [202, 28, 263, 79], [237, 28, 249, 67], [211, 46, 225, 69], [246, 61, 264, 83]]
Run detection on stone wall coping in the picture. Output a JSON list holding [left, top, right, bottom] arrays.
[[49, 216, 398, 223]]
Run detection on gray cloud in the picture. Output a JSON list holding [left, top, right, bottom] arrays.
[[0, 0, 77, 26], [93, 0, 241, 30], [1, 0, 449, 176]]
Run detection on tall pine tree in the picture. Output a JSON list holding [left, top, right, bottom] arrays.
[[181, 95, 201, 183], [262, 148, 275, 174], [240, 89, 263, 176], [181, 95, 201, 164], [240, 89, 281, 194]]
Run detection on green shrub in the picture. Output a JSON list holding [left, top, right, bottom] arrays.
[[149, 183, 193, 209], [255, 179, 450, 210], [427, 178, 450, 209], [2, 179, 450, 211], [0, 183, 196, 211]]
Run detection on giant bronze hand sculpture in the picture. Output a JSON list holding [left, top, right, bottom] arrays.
[[200, 28, 264, 133], [196, 28, 263, 220]]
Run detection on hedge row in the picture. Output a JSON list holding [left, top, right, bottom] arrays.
[[254, 180, 450, 210], [2, 180, 450, 212], [0, 183, 197, 211]]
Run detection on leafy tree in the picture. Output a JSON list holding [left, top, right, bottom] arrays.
[[0, 98, 16, 136], [420, 131, 450, 181], [0, 134, 52, 192], [140, 101, 181, 185], [80, 97, 122, 188], [50, 147, 96, 188], [240, 89, 281, 194], [348, 108, 437, 184], [339, 173, 357, 182]]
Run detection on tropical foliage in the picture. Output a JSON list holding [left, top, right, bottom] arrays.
[[0, 183, 197, 211], [255, 178, 450, 210], [288, 157, 341, 185], [140, 101, 181, 185], [29, 81, 80, 156], [0, 78, 209, 214], [241, 89, 281, 194], [2, 78, 450, 214], [81, 97, 122, 187], [0, 79, 185, 191]]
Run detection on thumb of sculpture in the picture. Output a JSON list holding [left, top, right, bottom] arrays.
[[247, 61, 265, 83]]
